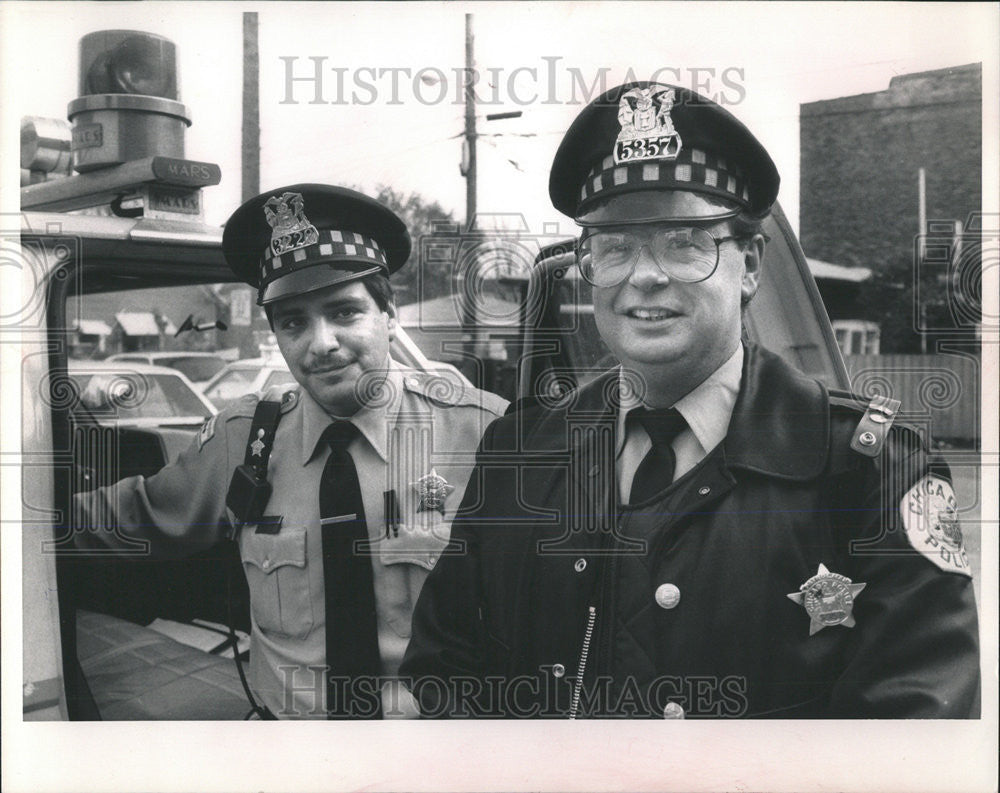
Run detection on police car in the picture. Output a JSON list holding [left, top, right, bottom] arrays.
[[17, 30, 848, 721]]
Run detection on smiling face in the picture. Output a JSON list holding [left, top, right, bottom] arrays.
[[271, 279, 397, 416], [591, 218, 763, 405]]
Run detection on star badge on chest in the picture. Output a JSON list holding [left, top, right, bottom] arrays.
[[787, 563, 866, 635], [411, 469, 454, 515]]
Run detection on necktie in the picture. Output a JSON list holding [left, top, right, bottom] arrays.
[[319, 421, 382, 719], [628, 407, 688, 504]]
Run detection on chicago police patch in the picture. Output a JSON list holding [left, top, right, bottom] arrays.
[[900, 474, 970, 576]]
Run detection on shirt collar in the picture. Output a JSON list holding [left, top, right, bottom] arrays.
[[616, 344, 743, 455], [301, 356, 404, 465]]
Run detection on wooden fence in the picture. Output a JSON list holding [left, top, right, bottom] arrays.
[[844, 353, 980, 444]]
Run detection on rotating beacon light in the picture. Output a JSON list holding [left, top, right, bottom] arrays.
[[68, 30, 191, 172], [21, 29, 220, 217]]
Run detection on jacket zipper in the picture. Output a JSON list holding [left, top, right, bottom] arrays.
[[568, 606, 597, 720]]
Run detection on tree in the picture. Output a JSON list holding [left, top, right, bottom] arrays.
[[369, 185, 459, 306]]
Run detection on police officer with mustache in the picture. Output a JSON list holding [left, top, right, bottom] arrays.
[[75, 185, 507, 718]]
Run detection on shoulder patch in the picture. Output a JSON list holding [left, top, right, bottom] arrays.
[[197, 415, 217, 450], [403, 370, 508, 415], [900, 474, 971, 577]]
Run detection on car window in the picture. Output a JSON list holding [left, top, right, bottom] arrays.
[[551, 274, 618, 388], [73, 372, 211, 419], [203, 368, 261, 407], [161, 356, 227, 383], [263, 369, 296, 391]]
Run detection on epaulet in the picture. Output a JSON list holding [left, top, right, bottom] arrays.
[[402, 369, 508, 416], [261, 384, 301, 414], [828, 391, 902, 458]]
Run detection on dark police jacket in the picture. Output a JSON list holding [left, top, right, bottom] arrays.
[[400, 345, 980, 718]]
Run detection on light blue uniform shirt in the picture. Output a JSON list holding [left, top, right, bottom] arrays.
[[76, 357, 507, 718]]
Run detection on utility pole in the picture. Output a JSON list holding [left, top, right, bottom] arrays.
[[918, 167, 927, 354], [242, 12, 260, 201], [463, 13, 477, 230]]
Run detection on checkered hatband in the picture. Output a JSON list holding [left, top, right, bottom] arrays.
[[579, 147, 750, 214], [259, 229, 388, 283]]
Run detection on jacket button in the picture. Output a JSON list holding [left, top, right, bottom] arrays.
[[663, 702, 685, 719], [574, 558, 587, 573], [654, 583, 681, 609], [552, 664, 566, 678], [698, 486, 711, 496], [262, 558, 271, 571], [859, 431, 877, 446]]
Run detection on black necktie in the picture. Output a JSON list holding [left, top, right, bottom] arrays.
[[628, 407, 688, 503], [319, 422, 382, 719]]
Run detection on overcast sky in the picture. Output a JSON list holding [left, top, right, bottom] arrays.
[[3, 2, 998, 237]]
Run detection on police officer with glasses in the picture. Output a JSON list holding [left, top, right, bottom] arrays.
[[401, 83, 980, 719]]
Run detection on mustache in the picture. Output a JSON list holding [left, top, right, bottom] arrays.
[[305, 357, 354, 374]]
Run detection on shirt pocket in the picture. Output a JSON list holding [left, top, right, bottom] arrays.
[[241, 528, 315, 640], [379, 518, 450, 639], [380, 517, 450, 571]]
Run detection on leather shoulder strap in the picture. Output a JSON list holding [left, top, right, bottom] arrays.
[[242, 400, 283, 477]]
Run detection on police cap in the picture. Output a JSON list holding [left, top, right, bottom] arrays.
[[223, 184, 411, 305], [549, 83, 780, 225]]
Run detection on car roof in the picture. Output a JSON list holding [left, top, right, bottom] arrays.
[[221, 358, 289, 369], [108, 351, 227, 360], [68, 359, 198, 375]]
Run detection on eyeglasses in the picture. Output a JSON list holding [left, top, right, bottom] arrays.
[[577, 226, 746, 287]]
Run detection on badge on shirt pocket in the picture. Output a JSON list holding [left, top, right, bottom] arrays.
[[240, 528, 316, 639], [379, 469, 455, 571]]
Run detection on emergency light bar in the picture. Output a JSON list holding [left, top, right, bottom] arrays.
[[20, 29, 221, 222], [20, 156, 221, 214]]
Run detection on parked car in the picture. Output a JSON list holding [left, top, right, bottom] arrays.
[[105, 351, 232, 387], [200, 356, 296, 410], [68, 359, 217, 480]]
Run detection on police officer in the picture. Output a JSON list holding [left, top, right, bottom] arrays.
[[75, 185, 507, 718], [400, 85, 980, 718]]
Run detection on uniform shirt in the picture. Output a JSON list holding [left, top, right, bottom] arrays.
[[75, 357, 507, 718], [616, 344, 743, 502]]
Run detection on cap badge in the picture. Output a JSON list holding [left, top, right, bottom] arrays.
[[787, 563, 866, 635], [411, 468, 454, 515], [614, 86, 682, 165], [263, 191, 319, 256]]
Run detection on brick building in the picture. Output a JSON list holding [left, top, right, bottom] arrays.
[[800, 64, 982, 354], [800, 63, 981, 269]]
